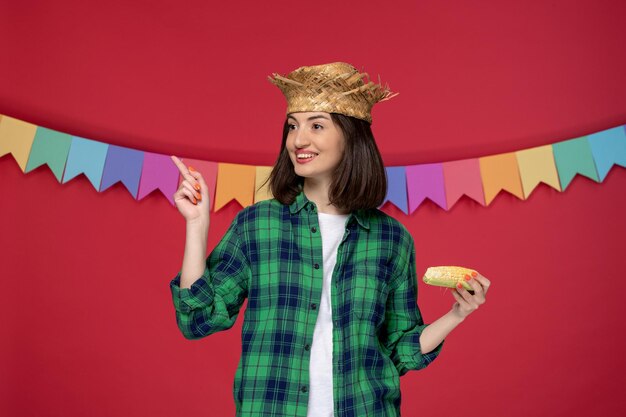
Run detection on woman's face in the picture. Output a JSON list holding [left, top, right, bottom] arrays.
[[286, 111, 345, 184]]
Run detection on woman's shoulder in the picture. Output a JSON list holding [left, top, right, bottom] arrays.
[[231, 197, 287, 227]]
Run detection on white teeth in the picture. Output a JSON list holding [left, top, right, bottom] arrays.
[[297, 153, 317, 159]]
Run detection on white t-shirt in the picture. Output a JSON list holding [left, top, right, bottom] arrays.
[[307, 211, 349, 417]]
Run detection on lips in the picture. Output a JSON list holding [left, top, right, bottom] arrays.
[[295, 150, 318, 164]]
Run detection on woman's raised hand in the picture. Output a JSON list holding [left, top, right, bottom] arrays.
[[450, 273, 491, 320], [170, 155, 210, 225]]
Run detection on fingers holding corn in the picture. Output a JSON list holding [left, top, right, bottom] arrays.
[[423, 266, 491, 320], [422, 266, 477, 290]]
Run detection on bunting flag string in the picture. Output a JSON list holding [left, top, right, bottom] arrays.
[[0, 113, 625, 213]]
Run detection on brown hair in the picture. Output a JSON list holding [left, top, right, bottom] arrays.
[[259, 113, 387, 212]]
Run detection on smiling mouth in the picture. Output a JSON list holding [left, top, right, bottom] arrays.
[[296, 153, 318, 160]]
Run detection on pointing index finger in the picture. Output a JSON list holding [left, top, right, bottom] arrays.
[[170, 155, 188, 173], [170, 155, 198, 182]]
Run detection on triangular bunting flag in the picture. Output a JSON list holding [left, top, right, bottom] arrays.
[[254, 166, 274, 203], [381, 166, 408, 214], [137, 152, 180, 205], [516, 145, 562, 198], [587, 125, 626, 181], [62, 136, 109, 190], [214, 163, 256, 211], [479, 152, 524, 205], [100, 145, 144, 198], [552, 136, 599, 190], [0, 115, 38, 171], [442, 159, 485, 208], [25, 127, 72, 182], [406, 163, 447, 213]]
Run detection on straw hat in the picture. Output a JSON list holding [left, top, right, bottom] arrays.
[[268, 62, 398, 124]]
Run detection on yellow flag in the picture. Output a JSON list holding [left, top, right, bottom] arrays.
[[254, 166, 274, 203], [516, 145, 562, 198], [0, 115, 38, 171]]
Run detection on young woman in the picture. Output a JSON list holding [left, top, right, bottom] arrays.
[[169, 62, 490, 417]]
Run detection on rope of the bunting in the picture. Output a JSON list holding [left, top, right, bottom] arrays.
[[0, 113, 624, 214]]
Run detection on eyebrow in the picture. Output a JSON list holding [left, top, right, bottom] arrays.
[[287, 114, 331, 122]]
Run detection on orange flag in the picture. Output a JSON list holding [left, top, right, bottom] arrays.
[[214, 163, 256, 211], [479, 152, 524, 205]]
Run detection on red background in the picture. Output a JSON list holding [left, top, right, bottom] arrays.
[[1, 1, 626, 416]]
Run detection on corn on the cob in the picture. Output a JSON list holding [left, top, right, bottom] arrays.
[[422, 266, 478, 291]]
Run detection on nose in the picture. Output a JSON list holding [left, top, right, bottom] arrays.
[[293, 127, 310, 148]]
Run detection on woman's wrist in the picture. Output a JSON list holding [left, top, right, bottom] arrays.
[[448, 307, 468, 324], [186, 217, 209, 231]]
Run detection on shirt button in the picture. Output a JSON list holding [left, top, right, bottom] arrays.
[[311, 226, 317, 233], [311, 303, 317, 310], [301, 385, 308, 393], [314, 263, 319, 269], [304, 344, 311, 351]]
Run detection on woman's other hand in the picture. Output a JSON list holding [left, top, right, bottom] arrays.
[[170, 155, 210, 225], [450, 273, 491, 320]]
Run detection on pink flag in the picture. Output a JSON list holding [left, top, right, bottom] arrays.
[[442, 159, 486, 208], [177, 158, 218, 211]]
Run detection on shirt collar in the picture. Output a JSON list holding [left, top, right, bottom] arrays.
[[289, 188, 370, 230]]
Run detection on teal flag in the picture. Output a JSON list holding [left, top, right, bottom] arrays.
[[552, 136, 599, 190], [25, 127, 72, 181]]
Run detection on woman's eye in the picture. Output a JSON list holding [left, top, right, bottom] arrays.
[[313, 124, 323, 130], [288, 124, 296, 130]]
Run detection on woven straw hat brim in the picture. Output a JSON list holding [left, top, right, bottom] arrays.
[[268, 62, 398, 123]]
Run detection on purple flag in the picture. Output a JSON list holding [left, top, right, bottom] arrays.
[[100, 145, 144, 198], [381, 166, 408, 214], [137, 152, 180, 206], [406, 163, 447, 213]]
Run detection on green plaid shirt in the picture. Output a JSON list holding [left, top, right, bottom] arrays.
[[169, 188, 444, 417]]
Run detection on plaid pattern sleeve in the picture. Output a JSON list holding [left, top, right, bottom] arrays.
[[382, 230, 444, 376], [168, 188, 444, 416], [169, 213, 251, 340]]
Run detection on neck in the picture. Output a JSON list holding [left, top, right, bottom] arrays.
[[303, 178, 349, 215]]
